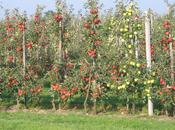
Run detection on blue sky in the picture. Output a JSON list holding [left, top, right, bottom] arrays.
[[0, 0, 175, 18]]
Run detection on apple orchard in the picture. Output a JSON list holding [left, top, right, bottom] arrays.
[[0, 0, 175, 116]]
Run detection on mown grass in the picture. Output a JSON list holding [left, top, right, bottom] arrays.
[[0, 111, 175, 130]]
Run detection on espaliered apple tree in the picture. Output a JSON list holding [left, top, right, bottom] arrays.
[[2, 13, 26, 108], [116, 1, 150, 113], [154, 1, 175, 116], [48, 0, 64, 111], [48, 0, 74, 111], [81, 0, 106, 114]]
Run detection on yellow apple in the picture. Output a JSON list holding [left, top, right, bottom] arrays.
[[128, 12, 132, 16], [15, 32, 19, 37], [129, 2, 134, 7], [147, 80, 151, 84], [128, 9, 133, 13], [152, 72, 156, 76], [121, 39, 125, 42], [123, 13, 127, 16], [130, 61, 134, 65], [125, 25, 129, 28], [124, 28, 128, 32], [126, 82, 130, 85], [134, 31, 138, 35], [122, 84, 126, 88], [126, 19, 130, 22], [137, 71, 141, 75], [129, 50, 133, 54], [147, 94, 150, 97], [137, 24, 141, 28], [111, 84, 115, 88], [134, 78, 138, 82], [129, 34, 133, 38], [107, 83, 110, 87], [150, 80, 155, 84], [128, 44, 132, 49], [145, 89, 150, 92], [120, 28, 124, 32], [136, 63, 141, 67]]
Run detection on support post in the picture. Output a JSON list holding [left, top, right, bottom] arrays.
[[145, 11, 154, 116]]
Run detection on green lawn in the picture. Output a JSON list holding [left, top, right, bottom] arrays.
[[0, 112, 175, 130]]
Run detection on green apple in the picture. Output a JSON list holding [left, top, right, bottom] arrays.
[[10, 38, 13, 42], [15, 32, 19, 37]]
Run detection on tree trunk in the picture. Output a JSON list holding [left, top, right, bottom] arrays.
[[16, 96, 20, 109], [22, 23, 27, 108], [24, 95, 27, 108], [84, 74, 92, 114], [52, 96, 56, 111], [170, 42, 174, 85], [84, 85, 90, 114], [58, 103, 61, 112], [93, 98, 97, 115], [132, 102, 136, 114], [59, 21, 63, 64], [126, 97, 130, 113]]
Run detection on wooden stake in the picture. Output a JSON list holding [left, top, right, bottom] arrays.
[[170, 38, 174, 85], [22, 20, 26, 77]]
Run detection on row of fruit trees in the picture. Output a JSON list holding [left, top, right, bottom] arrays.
[[0, 0, 175, 116]]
